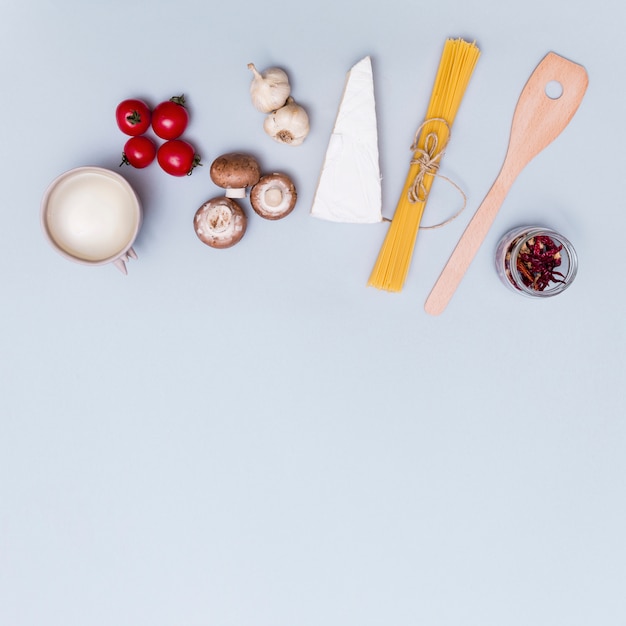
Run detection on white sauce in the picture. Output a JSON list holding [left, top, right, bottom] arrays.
[[44, 169, 140, 262]]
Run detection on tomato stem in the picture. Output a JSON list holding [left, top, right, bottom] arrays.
[[170, 94, 186, 107], [125, 110, 143, 125], [187, 153, 202, 175]]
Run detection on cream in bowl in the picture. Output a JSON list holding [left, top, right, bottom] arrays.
[[41, 166, 142, 274]]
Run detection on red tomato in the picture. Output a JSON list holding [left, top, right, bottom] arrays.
[[151, 95, 189, 139], [120, 136, 157, 169], [116, 98, 151, 136], [157, 139, 201, 176]]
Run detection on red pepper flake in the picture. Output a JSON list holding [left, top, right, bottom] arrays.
[[515, 235, 565, 291]]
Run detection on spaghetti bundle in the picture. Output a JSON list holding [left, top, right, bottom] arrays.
[[368, 38, 480, 292]]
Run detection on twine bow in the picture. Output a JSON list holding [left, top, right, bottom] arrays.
[[407, 118, 467, 230]]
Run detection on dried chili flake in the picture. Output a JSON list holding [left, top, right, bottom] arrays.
[[516, 235, 565, 291]]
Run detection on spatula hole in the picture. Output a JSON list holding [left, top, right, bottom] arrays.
[[545, 80, 563, 99]]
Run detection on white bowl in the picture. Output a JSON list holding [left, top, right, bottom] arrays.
[[41, 166, 142, 274]]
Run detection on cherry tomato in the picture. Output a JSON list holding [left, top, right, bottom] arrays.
[[116, 98, 151, 136], [151, 95, 189, 140], [120, 136, 157, 169], [157, 139, 201, 176]]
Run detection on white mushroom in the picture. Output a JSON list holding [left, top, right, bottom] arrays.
[[193, 197, 247, 248], [250, 173, 297, 220]]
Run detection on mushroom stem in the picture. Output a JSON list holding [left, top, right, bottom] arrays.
[[224, 187, 246, 199], [250, 172, 297, 220], [264, 187, 283, 207]]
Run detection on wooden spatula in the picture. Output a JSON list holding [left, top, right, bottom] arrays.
[[424, 52, 588, 316]]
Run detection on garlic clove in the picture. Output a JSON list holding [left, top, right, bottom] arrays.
[[263, 97, 310, 147], [248, 63, 291, 113]]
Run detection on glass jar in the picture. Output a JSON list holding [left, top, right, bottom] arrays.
[[495, 226, 578, 297]]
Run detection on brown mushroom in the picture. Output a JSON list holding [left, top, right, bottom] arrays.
[[193, 197, 247, 249], [209, 152, 261, 198], [250, 173, 297, 220]]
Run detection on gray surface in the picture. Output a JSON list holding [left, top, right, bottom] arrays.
[[1, 1, 625, 625]]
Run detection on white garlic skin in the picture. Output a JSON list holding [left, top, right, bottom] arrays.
[[263, 97, 310, 147], [248, 63, 291, 113]]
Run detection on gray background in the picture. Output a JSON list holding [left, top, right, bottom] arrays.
[[1, 1, 625, 625]]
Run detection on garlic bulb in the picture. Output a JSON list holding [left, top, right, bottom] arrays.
[[263, 98, 310, 146], [248, 63, 291, 113]]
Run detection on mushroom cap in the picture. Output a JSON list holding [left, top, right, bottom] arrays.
[[250, 173, 297, 220], [209, 152, 261, 198], [193, 197, 247, 249]]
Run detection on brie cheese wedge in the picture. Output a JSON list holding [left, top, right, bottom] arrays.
[[311, 56, 382, 224]]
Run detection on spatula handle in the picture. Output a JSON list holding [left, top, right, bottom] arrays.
[[424, 169, 514, 316]]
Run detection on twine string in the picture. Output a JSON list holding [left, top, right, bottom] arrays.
[[407, 118, 467, 230]]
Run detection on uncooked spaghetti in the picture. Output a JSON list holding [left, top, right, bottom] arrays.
[[368, 38, 480, 292]]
